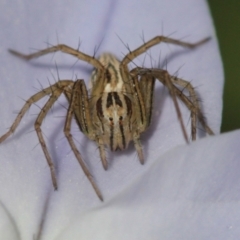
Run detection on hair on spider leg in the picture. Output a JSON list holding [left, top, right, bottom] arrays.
[[163, 56, 169, 72], [46, 67, 75, 114], [195, 95, 205, 106], [127, 41, 158, 70], [193, 95, 211, 118], [17, 96, 48, 118], [171, 63, 185, 78], [177, 81, 194, 97], [33, 77, 58, 99], [160, 26, 182, 42], [62, 135, 82, 156], [149, 49, 156, 69], [48, 70, 59, 85], [50, 98, 68, 115], [92, 37, 104, 59], [76, 37, 82, 52], [116, 33, 132, 54], [27, 124, 54, 151], [162, 31, 181, 44], [137, 46, 155, 69], [56, 113, 82, 143], [31, 141, 43, 153], [139, 30, 147, 46], [124, 56, 140, 70], [43, 40, 61, 62], [139, 51, 148, 69], [139, 31, 156, 66], [70, 58, 81, 70], [161, 21, 165, 37], [95, 143, 110, 166], [68, 133, 103, 167], [68, 39, 84, 70], [55, 30, 60, 46], [52, 61, 62, 82], [32, 78, 46, 93], [46, 80, 59, 116]]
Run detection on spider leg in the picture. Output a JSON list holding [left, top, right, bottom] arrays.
[[65, 80, 108, 170], [0, 80, 72, 143], [120, 36, 210, 144], [121, 36, 210, 66], [172, 83, 214, 138], [64, 80, 103, 201], [128, 74, 147, 131], [9, 44, 106, 115], [34, 86, 65, 190], [133, 136, 144, 165], [97, 138, 108, 170], [133, 67, 190, 143], [64, 80, 95, 137], [121, 74, 146, 164], [134, 67, 214, 140], [138, 75, 156, 129], [0, 80, 74, 189], [129, 74, 156, 165], [9, 45, 104, 70], [171, 77, 200, 140]]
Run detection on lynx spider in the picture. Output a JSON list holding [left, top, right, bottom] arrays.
[[0, 35, 214, 201]]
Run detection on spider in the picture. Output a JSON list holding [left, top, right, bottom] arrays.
[[0, 35, 214, 201]]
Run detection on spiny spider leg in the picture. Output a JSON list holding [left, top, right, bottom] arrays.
[[8, 44, 106, 101], [64, 80, 103, 201], [35, 87, 64, 189], [0, 78, 103, 200], [0, 80, 72, 143], [170, 76, 202, 140], [172, 85, 214, 137], [0, 80, 73, 189], [121, 36, 210, 66], [9, 44, 104, 70], [138, 75, 155, 129], [131, 67, 189, 143], [133, 67, 214, 140], [121, 36, 210, 143], [64, 78, 108, 171]]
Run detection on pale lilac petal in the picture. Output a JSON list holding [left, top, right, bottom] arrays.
[[57, 130, 240, 240], [0, 0, 225, 239]]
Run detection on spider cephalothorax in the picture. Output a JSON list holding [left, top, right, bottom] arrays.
[[0, 35, 214, 201]]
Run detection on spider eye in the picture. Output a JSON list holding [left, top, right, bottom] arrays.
[[109, 117, 113, 121], [119, 116, 123, 121]]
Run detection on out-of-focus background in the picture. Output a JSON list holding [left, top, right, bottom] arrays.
[[208, 1, 240, 132]]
